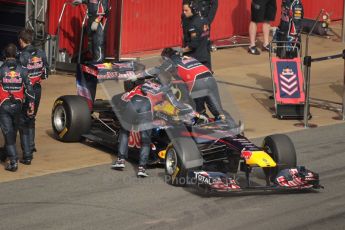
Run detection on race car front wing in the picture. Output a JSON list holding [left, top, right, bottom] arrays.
[[188, 166, 323, 194]]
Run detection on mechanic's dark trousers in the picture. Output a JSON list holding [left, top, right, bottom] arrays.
[[200, 48, 212, 71], [0, 102, 22, 162], [201, 61, 212, 72], [20, 83, 41, 157], [192, 76, 223, 117], [89, 20, 108, 63], [117, 128, 152, 167]]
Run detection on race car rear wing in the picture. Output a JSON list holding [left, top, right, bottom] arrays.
[[76, 61, 142, 109]]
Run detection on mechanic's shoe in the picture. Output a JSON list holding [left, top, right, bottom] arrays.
[[0, 156, 6, 162], [111, 158, 125, 169], [239, 120, 245, 135], [137, 166, 148, 177], [147, 158, 160, 166], [0, 147, 6, 162], [248, 46, 260, 55], [5, 161, 18, 172], [262, 44, 271, 52], [0, 154, 6, 162], [20, 158, 32, 165], [215, 114, 226, 121]]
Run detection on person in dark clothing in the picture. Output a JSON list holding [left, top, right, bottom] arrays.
[[181, 0, 212, 71], [73, 0, 110, 63], [161, 48, 225, 120], [182, 0, 218, 51], [198, 0, 218, 27], [111, 59, 204, 177], [18, 29, 49, 165], [181, 0, 218, 35], [275, 0, 304, 58], [248, 0, 277, 55], [0, 43, 35, 171]]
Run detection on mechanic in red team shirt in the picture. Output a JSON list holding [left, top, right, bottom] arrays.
[[111, 59, 207, 177], [0, 44, 35, 172], [18, 29, 49, 165], [161, 48, 232, 122]]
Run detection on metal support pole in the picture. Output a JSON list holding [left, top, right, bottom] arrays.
[[305, 9, 324, 57], [342, 49, 345, 119], [78, 10, 88, 64], [303, 56, 312, 128]]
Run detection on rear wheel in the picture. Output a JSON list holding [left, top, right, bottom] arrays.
[[51, 95, 91, 142], [263, 134, 297, 181], [165, 145, 187, 186]]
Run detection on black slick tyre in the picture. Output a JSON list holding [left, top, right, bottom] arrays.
[[263, 134, 297, 181], [165, 145, 187, 186], [51, 95, 91, 142]]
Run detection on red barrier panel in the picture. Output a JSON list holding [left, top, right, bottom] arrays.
[[47, 0, 344, 56], [120, 0, 344, 54], [121, 0, 182, 54], [48, 2, 86, 58], [210, 0, 343, 40], [47, 0, 119, 58], [303, 0, 344, 19]]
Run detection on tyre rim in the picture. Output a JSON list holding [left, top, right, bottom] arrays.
[[166, 148, 177, 176], [53, 105, 67, 132]]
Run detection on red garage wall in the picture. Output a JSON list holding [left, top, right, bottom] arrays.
[[121, 0, 344, 54], [48, 0, 344, 56], [47, 2, 86, 58], [211, 0, 344, 41], [121, 0, 182, 54], [47, 0, 120, 58], [303, 0, 343, 18]]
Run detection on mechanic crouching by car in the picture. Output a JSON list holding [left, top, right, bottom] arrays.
[[111, 59, 206, 177], [181, 0, 212, 71], [0, 43, 35, 172], [161, 48, 227, 121], [18, 29, 49, 164]]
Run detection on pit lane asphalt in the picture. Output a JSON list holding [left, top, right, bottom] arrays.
[[0, 123, 344, 230]]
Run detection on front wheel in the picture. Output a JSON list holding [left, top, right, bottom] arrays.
[[263, 134, 297, 181], [51, 95, 91, 142], [165, 145, 187, 186]]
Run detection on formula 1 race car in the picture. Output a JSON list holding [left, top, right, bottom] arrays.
[[51, 59, 322, 194], [164, 122, 322, 194], [51, 61, 173, 164]]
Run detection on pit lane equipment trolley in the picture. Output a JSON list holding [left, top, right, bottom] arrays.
[[269, 40, 307, 120]]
